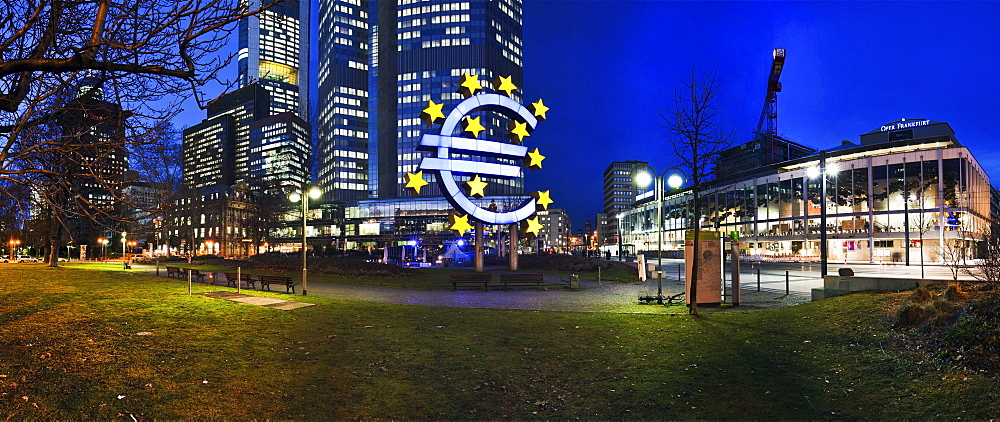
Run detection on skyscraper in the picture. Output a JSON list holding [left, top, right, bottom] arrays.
[[184, 0, 311, 192], [239, 0, 310, 117], [318, 0, 525, 201]]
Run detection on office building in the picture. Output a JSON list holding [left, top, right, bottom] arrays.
[[239, 0, 310, 117], [177, 1, 311, 256], [318, 0, 525, 200], [618, 119, 995, 264], [715, 135, 815, 176], [601, 161, 647, 247]]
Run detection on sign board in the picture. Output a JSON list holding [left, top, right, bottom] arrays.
[[636, 253, 646, 281], [684, 230, 722, 305], [79, 244, 87, 261]]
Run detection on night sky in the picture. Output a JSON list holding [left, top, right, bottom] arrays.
[[174, 1, 1000, 231]]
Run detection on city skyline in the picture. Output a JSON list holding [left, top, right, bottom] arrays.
[[174, 1, 1000, 230]]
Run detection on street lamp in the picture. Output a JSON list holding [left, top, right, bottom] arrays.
[[8, 239, 21, 261], [632, 164, 687, 304], [807, 151, 832, 277], [97, 238, 108, 261], [289, 182, 322, 296], [121, 232, 128, 269]]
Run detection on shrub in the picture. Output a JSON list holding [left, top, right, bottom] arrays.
[[893, 286, 960, 331], [939, 293, 1000, 373]]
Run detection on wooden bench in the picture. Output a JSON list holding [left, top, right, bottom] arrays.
[[258, 275, 298, 294], [223, 272, 257, 289], [166, 266, 182, 279], [450, 273, 493, 291], [183, 268, 207, 283], [499, 273, 544, 290]]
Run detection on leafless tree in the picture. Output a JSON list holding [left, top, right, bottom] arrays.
[[659, 67, 736, 315], [1, 0, 275, 266], [937, 237, 968, 282]]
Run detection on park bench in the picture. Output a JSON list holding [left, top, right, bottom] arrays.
[[223, 272, 257, 289], [450, 273, 493, 291], [183, 268, 207, 283], [499, 273, 544, 290], [166, 266, 182, 279], [258, 274, 298, 294]]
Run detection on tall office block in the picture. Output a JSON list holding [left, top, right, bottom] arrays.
[[318, 0, 525, 200], [239, 0, 310, 117]]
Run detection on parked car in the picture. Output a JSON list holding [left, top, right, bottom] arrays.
[[16, 255, 38, 263]]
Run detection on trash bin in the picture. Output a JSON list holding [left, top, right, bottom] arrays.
[[569, 274, 580, 289]]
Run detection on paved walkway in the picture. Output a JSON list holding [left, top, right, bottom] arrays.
[[201, 291, 316, 311], [134, 263, 809, 314]]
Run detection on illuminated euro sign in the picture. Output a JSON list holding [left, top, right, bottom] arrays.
[[418, 93, 538, 225]]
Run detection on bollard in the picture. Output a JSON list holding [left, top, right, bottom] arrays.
[[188, 270, 192, 296], [156, 259, 160, 277], [757, 266, 761, 291], [678, 264, 682, 282], [237, 267, 241, 294], [785, 270, 789, 295]]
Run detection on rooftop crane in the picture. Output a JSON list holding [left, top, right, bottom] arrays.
[[756, 48, 786, 162]]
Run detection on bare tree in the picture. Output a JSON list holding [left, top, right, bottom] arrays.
[[1, 0, 275, 266], [659, 67, 736, 315], [937, 237, 967, 282]]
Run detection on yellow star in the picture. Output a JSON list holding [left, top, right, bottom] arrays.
[[404, 170, 429, 195], [419, 100, 446, 127], [524, 148, 545, 170], [492, 75, 518, 97], [523, 216, 543, 238], [449, 213, 474, 236], [457, 73, 482, 98], [530, 190, 553, 210], [462, 116, 487, 138], [507, 120, 530, 143], [529, 99, 549, 121], [465, 174, 488, 198]]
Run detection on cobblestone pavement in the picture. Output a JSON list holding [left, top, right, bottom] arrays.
[[135, 264, 809, 314]]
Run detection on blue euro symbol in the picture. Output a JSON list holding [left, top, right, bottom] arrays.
[[419, 93, 537, 225]]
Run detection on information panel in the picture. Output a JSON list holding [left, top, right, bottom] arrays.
[[684, 230, 722, 305]]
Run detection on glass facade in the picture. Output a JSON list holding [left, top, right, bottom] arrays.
[[620, 137, 992, 263], [318, 0, 525, 201]]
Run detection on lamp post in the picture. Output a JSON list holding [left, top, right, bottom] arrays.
[[9, 239, 20, 261], [289, 182, 322, 296], [808, 151, 833, 277], [633, 164, 686, 304], [97, 238, 108, 261], [121, 232, 128, 269]]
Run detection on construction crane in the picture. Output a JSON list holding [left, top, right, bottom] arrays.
[[756, 48, 786, 163]]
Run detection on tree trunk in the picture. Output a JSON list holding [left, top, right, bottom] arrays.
[[689, 189, 700, 315], [47, 224, 61, 267]]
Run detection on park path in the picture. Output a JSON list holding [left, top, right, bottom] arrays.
[[131, 263, 810, 314]]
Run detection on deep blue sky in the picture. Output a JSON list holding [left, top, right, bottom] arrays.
[[175, 1, 1000, 231]]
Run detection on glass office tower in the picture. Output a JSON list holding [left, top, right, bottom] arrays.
[[239, 0, 310, 117], [318, 0, 525, 200]]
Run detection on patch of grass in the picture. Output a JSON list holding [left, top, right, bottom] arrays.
[[0, 263, 998, 419]]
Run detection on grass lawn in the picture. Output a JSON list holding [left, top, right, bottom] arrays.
[[1, 262, 997, 419], [163, 257, 639, 290]]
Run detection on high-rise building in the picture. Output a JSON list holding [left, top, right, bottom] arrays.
[[318, 0, 525, 201], [239, 0, 310, 117], [601, 161, 648, 247], [178, 1, 312, 256]]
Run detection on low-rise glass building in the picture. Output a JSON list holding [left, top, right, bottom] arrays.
[[619, 119, 994, 264]]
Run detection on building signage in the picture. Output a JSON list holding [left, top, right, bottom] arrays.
[[879, 120, 930, 132], [635, 189, 654, 202]]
